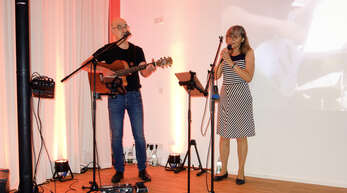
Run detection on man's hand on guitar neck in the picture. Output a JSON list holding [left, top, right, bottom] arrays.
[[140, 59, 157, 77]]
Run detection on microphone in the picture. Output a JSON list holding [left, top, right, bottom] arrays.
[[123, 31, 131, 38], [220, 44, 232, 64]]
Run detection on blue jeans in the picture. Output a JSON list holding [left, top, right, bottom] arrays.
[[108, 91, 147, 172]]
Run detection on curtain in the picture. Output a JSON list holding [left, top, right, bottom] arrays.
[[0, 0, 112, 189]]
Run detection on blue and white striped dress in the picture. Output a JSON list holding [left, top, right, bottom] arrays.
[[217, 54, 255, 138]]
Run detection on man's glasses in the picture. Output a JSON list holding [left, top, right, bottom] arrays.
[[114, 24, 129, 30]]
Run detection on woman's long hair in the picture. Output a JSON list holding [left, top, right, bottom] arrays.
[[226, 25, 251, 54]]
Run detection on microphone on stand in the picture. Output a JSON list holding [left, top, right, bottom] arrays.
[[214, 44, 232, 98], [116, 31, 131, 46], [123, 31, 131, 38]]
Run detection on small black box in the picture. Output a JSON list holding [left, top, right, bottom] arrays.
[[0, 169, 9, 193]]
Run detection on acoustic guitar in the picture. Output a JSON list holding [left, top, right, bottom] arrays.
[[88, 57, 173, 94]]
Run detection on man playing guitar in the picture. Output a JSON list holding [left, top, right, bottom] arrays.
[[83, 17, 156, 183]]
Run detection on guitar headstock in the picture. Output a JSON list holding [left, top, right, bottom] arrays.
[[155, 57, 173, 68]]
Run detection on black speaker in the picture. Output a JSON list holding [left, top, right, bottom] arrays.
[[0, 169, 9, 193]]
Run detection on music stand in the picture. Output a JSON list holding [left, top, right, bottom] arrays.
[[175, 71, 207, 193]]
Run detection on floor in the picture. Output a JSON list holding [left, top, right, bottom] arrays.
[[36, 165, 347, 193]]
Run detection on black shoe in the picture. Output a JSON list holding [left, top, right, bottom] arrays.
[[214, 172, 228, 181], [138, 169, 151, 182], [111, 171, 123, 183], [236, 178, 245, 185]]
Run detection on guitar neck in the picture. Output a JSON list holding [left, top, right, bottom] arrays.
[[114, 62, 154, 76]]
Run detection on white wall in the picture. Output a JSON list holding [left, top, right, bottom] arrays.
[[120, 0, 347, 188]]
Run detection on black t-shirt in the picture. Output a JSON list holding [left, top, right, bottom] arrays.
[[93, 42, 145, 91]]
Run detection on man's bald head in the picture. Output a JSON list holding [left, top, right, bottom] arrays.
[[111, 18, 130, 41], [111, 18, 126, 28]]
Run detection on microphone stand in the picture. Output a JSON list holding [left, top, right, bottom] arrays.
[[61, 32, 130, 192], [61, 31, 130, 83], [203, 36, 223, 193]]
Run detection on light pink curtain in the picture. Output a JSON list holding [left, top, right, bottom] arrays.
[[0, 0, 111, 189], [0, 0, 18, 189]]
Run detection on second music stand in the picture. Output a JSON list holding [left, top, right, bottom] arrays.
[[175, 71, 207, 193]]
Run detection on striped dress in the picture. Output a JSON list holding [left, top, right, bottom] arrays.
[[217, 54, 255, 138]]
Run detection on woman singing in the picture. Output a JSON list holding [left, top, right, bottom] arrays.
[[214, 25, 255, 185]]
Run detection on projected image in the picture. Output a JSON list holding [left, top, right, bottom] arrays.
[[222, 0, 347, 111]]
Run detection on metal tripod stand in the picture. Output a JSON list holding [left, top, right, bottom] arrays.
[[175, 71, 207, 193], [174, 139, 206, 176]]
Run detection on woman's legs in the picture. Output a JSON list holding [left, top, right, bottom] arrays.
[[236, 137, 248, 179], [219, 136, 230, 175]]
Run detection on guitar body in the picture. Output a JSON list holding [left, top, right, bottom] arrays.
[[88, 60, 129, 94], [87, 56, 173, 94]]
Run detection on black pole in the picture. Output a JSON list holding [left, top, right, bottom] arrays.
[[90, 59, 99, 191], [210, 83, 216, 193], [204, 36, 223, 193], [187, 89, 191, 193], [15, 0, 33, 192], [82, 59, 99, 192], [209, 38, 223, 193]]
